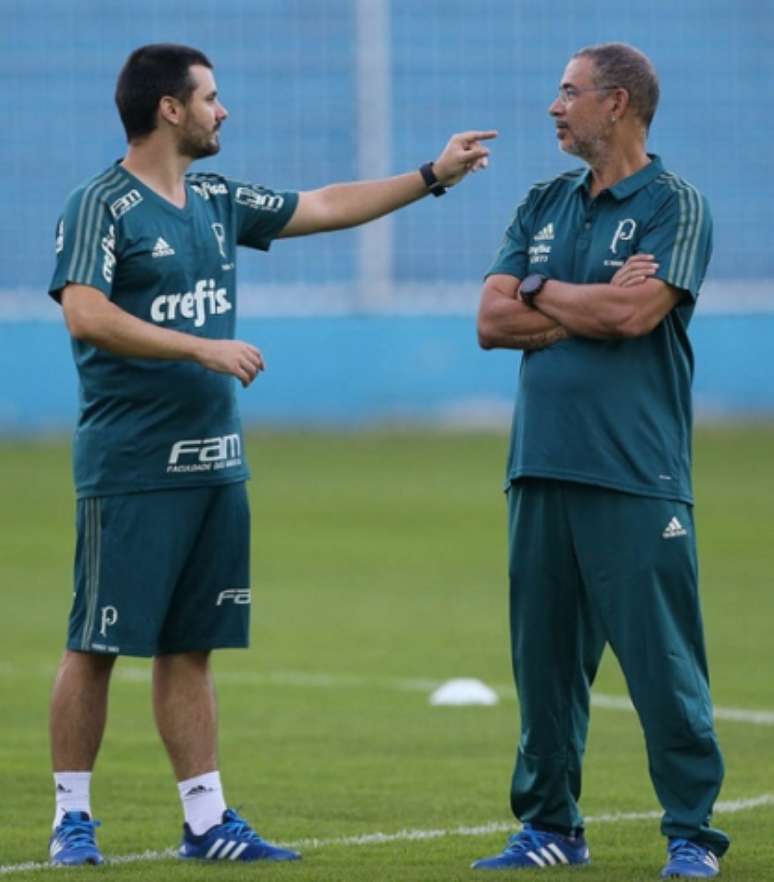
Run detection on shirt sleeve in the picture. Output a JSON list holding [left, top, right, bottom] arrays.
[[639, 186, 713, 301], [49, 187, 117, 302], [230, 181, 299, 251], [485, 199, 531, 280]]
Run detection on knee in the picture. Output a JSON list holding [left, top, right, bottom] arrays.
[[60, 649, 116, 678]]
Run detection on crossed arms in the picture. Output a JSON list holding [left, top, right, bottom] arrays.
[[477, 254, 682, 351]]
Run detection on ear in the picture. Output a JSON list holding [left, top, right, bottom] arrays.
[[609, 87, 630, 118], [158, 95, 183, 127]]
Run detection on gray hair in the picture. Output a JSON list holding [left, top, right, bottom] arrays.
[[573, 43, 660, 131]]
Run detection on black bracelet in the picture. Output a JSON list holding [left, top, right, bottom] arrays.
[[419, 162, 447, 197]]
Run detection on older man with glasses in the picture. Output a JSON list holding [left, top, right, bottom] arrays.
[[472, 43, 728, 879]]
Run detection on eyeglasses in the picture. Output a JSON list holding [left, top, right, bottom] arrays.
[[556, 85, 618, 105]]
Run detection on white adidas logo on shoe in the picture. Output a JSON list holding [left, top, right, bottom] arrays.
[[662, 517, 687, 539]]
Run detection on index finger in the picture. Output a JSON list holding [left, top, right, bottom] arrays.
[[459, 130, 499, 142]]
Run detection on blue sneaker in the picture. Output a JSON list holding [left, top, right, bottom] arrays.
[[661, 839, 720, 878], [472, 824, 590, 870], [49, 811, 104, 866], [178, 808, 301, 862]]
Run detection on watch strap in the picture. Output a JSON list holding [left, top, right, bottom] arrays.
[[419, 162, 447, 197]]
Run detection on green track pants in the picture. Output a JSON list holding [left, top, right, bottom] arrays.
[[507, 478, 729, 856]]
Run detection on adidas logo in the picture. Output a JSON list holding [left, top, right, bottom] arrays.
[[662, 517, 687, 539], [184, 785, 216, 797], [152, 237, 175, 258], [534, 223, 555, 241]]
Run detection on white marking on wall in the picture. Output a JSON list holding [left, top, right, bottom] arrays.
[[2, 281, 773, 321], [356, 0, 393, 308]]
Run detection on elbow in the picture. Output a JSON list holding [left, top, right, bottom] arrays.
[[477, 316, 496, 350], [613, 312, 659, 339], [601, 303, 653, 339], [63, 307, 97, 342]]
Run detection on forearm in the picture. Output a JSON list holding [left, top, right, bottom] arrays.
[[534, 278, 676, 339], [479, 288, 568, 350], [64, 288, 206, 362], [304, 172, 428, 232]]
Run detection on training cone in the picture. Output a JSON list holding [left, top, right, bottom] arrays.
[[429, 678, 499, 706]]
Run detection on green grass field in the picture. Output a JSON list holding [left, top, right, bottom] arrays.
[[1, 427, 773, 881]]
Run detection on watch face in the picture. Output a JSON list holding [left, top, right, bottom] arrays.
[[521, 274, 546, 296]]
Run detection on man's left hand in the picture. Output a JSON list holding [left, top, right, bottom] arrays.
[[433, 130, 498, 187]]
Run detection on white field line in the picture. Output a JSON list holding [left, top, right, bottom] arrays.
[[2, 794, 773, 875], [7, 664, 774, 727], [10, 663, 773, 728], [115, 667, 774, 727]]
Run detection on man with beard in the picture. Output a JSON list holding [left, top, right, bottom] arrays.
[[48, 43, 495, 866], [471, 43, 727, 879]]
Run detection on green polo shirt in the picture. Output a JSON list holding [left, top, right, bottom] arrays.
[[487, 155, 712, 503], [49, 163, 298, 498]]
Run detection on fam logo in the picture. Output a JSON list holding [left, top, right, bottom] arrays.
[[110, 189, 143, 220], [215, 589, 251, 606], [235, 187, 284, 212], [150, 278, 232, 328], [167, 434, 242, 474], [609, 218, 637, 254], [55, 219, 64, 254]]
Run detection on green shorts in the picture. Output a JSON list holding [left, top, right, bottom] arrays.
[[67, 482, 251, 657]]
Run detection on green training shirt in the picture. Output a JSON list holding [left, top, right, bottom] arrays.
[[487, 155, 711, 504], [50, 163, 298, 498]]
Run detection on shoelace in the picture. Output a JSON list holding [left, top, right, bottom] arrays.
[[668, 839, 714, 866], [504, 827, 559, 855], [57, 817, 101, 847], [218, 810, 263, 843]]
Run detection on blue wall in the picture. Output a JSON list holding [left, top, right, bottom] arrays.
[[2, 0, 774, 292], [1, 314, 771, 433], [2, 1, 772, 432]]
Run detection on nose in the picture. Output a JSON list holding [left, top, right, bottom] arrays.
[[217, 102, 229, 122], [548, 95, 563, 117]]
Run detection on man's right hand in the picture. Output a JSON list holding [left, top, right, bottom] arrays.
[[610, 253, 659, 287], [195, 339, 265, 387]]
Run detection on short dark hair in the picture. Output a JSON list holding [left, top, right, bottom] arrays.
[[115, 43, 213, 142], [573, 43, 660, 131]]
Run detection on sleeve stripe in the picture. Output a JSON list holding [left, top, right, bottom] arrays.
[[67, 169, 123, 283], [662, 174, 704, 291], [82, 178, 129, 284]]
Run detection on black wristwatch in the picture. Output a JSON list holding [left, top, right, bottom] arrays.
[[419, 162, 447, 197], [519, 273, 549, 308]]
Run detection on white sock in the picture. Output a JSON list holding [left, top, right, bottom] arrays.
[[178, 771, 227, 835], [53, 771, 92, 829]]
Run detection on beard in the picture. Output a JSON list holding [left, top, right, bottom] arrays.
[[560, 129, 611, 167], [178, 126, 221, 160]]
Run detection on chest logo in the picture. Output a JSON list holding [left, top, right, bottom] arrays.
[[152, 237, 175, 258], [211, 223, 227, 259], [534, 223, 555, 241], [610, 218, 637, 254]]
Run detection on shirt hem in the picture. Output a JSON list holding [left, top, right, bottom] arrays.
[[505, 468, 693, 505], [74, 472, 250, 500]]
